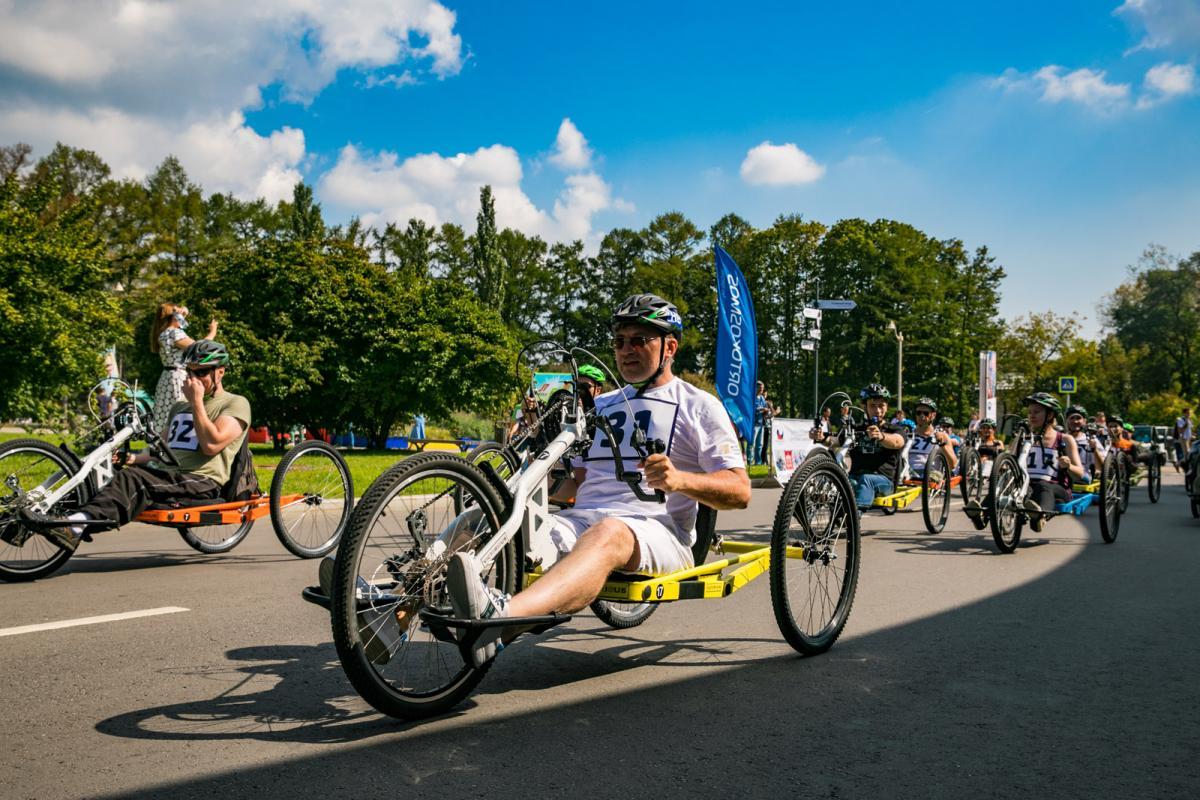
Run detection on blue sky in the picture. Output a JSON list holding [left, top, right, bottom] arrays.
[[2, 1, 1198, 332]]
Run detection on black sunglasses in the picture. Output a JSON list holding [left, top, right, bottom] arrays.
[[611, 335, 657, 350], [189, 366, 218, 377]]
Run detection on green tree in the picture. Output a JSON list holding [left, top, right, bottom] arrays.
[[0, 174, 126, 422], [286, 182, 325, 241], [472, 185, 505, 306]]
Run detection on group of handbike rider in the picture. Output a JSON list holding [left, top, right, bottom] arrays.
[[6, 289, 1156, 723]]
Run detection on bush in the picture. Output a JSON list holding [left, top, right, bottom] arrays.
[[1127, 392, 1195, 426], [449, 411, 495, 441]]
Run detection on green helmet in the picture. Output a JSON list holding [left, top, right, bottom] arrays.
[[1123, 422, 1134, 432], [940, 417, 956, 428], [611, 294, 683, 338], [577, 364, 606, 384], [182, 339, 230, 368], [980, 418, 996, 428], [1065, 404, 1087, 419], [1024, 392, 1061, 415], [914, 396, 938, 413], [860, 383, 892, 400]]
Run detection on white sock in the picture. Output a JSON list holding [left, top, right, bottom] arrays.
[[66, 512, 87, 537]]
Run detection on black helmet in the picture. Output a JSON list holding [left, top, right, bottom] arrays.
[[980, 417, 996, 428], [940, 416, 956, 428], [182, 339, 230, 368], [914, 397, 938, 413], [611, 294, 683, 338], [860, 383, 892, 400], [1065, 404, 1087, 419], [1108, 414, 1124, 426], [1023, 392, 1061, 415]]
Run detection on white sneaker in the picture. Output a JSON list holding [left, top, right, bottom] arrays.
[[447, 551, 511, 667]]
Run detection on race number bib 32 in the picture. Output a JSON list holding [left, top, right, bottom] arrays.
[[166, 413, 200, 451], [584, 396, 679, 463]]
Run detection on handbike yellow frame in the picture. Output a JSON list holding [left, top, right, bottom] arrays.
[[524, 539, 806, 604], [871, 486, 922, 509]]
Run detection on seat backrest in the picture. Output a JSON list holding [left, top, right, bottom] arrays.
[[691, 504, 718, 565], [222, 437, 260, 502]]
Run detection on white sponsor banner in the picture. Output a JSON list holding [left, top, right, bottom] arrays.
[[979, 350, 997, 421], [770, 418, 817, 484]]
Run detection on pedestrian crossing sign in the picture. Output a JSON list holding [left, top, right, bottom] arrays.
[[1059, 376, 1077, 393]]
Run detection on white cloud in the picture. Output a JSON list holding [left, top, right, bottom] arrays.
[[0, 105, 304, 202], [1116, 0, 1200, 52], [548, 118, 593, 170], [994, 61, 1194, 113], [739, 141, 825, 186], [1034, 66, 1131, 109], [320, 125, 630, 245], [1138, 61, 1197, 107], [0, 1, 464, 201]]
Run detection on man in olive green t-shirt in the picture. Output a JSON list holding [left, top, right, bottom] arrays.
[[38, 340, 251, 552]]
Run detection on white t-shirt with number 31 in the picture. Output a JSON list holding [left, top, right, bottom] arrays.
[[571, 378, 746, 544]]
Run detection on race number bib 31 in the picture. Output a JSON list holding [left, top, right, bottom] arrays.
[[584, 396, 679, 463], [166, 413, 200, 451]]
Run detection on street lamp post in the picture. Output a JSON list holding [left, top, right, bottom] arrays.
[[887, 321, 904, 412]]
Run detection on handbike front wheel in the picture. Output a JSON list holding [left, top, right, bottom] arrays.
[[921, 449, 951, 534], [1098, 452, 1122, 544], [770, 458, 860, 655], [331, 454, 516, 720], [0, 439, 88, 582], [988, 452, 1024, 554], [959, 446, 983, 506], [270, 440, 354, 558]]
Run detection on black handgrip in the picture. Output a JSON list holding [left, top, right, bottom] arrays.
[[628, 437, 666, 503], [623, 471, 666, 503]]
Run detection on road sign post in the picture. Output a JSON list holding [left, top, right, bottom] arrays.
[[807, 293, 856, 416], [1059, 376, 1078, 407]]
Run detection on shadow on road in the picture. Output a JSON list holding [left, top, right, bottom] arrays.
[[94, 491, 1200, 798]]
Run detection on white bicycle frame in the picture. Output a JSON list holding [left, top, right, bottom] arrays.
[[18, 420, 141, 515], [428, 416, 587, 570]]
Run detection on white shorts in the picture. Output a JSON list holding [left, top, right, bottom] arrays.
[[547, 508, 694, 575]]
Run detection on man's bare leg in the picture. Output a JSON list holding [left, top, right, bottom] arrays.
[[506, 518, 641, 616]]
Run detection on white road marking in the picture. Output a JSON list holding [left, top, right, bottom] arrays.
[[0, 606, 190, 638]]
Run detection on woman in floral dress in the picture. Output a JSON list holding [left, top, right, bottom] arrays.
[[149, 303, 218, 432]]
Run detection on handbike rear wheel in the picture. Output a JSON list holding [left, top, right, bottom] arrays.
[[590, 600, 657, 629], [1098, 451, 1122, 544], [988, 452, 1024, 554], [270, 439, 354, 558], [1147, 456, 1161, 504], [921, 449, 951, 534], [0, 439, 87, 582], [179, 519, 253, 554], [770, 458, 860, 655], [331, 454, 517, 720]]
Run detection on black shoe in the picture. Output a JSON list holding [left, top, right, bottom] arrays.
[[17, 509, 82, 552]]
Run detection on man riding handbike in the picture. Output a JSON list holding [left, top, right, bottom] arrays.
[[809, 383, 909, 512], [21, 340, 251, 550], [447, 294, 752, 666]]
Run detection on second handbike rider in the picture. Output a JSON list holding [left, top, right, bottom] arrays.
[[810, 383, 909, 510]]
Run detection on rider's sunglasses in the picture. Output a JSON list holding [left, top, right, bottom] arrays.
[[189, 366, 218, 378], [915, 409, 934, 417], [611, 335, 656, 350]]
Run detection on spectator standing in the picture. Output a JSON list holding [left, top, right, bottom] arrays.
[[150, 303, 217, 433], [750, 381, 768, 466], [1175, 408, 1193, 472], [410, 413, 427, 441], [818, 406, 833, 434], [968, 411, 981, 433], [97, 387, 115, 434], [759, 390, 778, 466]]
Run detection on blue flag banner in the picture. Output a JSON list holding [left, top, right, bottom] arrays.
[[714, 245, 758, 442]]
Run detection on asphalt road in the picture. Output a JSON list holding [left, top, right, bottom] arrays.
[[3, 471, 1199, 799]]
